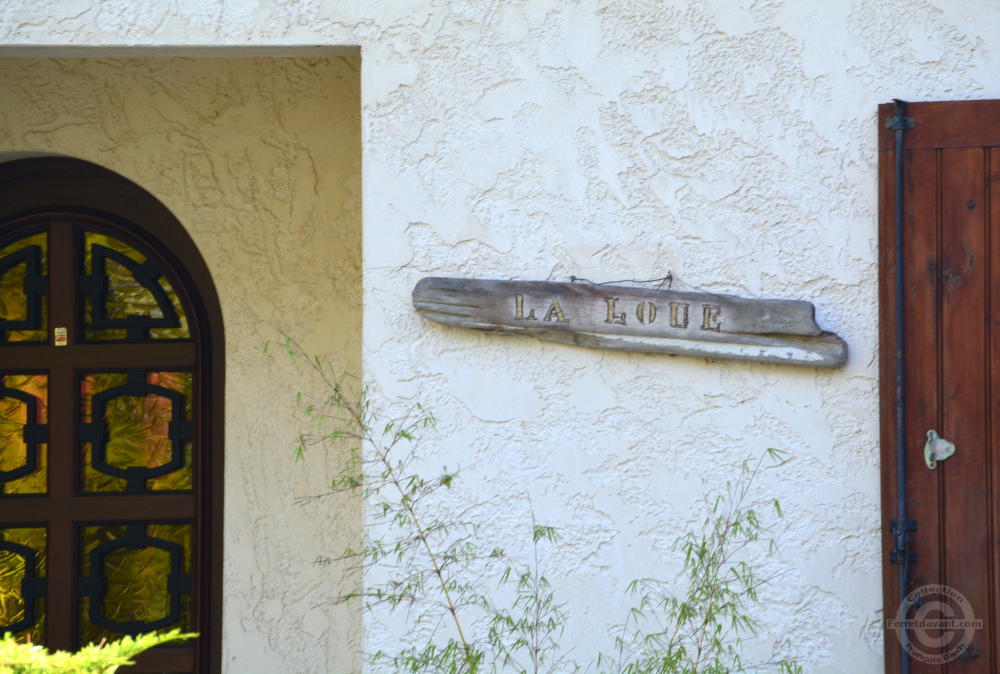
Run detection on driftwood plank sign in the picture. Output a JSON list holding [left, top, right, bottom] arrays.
[[412, 278, 847, 367]]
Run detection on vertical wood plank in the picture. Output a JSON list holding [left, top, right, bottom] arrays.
[[880, 144, 946, 674], [44, 222, 75, 652], [988, 147, 1000, 673], [941, 146, 990, 671], [44, 520, 74, 653], [903, 148, 945, 674], [879, 143, 903, 674]]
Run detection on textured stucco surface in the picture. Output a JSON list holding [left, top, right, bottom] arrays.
[[0, 56, 363, 673], [2, 1, 1000, 672]]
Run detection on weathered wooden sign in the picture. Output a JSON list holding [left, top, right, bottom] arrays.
[[412, 278, 847, 367]]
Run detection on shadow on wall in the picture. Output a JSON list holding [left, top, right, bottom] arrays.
[[0, 54, 363, 673]]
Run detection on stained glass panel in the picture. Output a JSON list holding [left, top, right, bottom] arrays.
[[81, 231, 189, 341], [0, 374, 48, 495], [81, 372, 193, 493], [78, 523, 191, 646], [0, 232, 47, 342], [0, 527, 46, 642]]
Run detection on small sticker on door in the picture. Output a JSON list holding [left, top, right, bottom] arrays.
[[54, 327, 67, 346]]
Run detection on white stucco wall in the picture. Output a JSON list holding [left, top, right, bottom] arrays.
[[3, 1, 999, 673]]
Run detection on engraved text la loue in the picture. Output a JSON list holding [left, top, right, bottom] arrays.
[[412, 277, 847, 367]]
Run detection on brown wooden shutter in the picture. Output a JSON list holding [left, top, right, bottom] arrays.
[[880, 100, 1000, 673]]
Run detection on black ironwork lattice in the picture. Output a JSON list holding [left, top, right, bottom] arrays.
[[79, 371, 193, 493], [0, 244, 47, 339], [0, 385, 48, 482], [76, 524, 191, 635], [0, 539, 45, 635], [79, 244, 180, 341]]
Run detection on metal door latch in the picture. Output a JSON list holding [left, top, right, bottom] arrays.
[[925, 430, 956, 470]]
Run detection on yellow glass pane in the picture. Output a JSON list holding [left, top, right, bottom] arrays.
[[81, 372, 193, 493], [0, 527, 46, 644], [149, 440, 193, 492], [0, 374, 48, 495], [79, 524, 191, 646], [82, 231, 189, 341], [81, 373, 126, 492], [0, 232, 47, 342]]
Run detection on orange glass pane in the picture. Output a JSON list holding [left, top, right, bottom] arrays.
[[81, 372, 193, 493], [78, 523, 191, 646], [0, 232, 47, 343], [0, 527, 46, 643], [82, 231, 189, 341], [0, 374, 48, 495]]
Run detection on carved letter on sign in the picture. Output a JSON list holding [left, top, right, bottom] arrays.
[[412, 278, 847, 367]]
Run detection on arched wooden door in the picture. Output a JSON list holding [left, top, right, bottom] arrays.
[[0, 158, 224, 673]]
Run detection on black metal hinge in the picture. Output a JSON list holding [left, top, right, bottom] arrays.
[[890, 518, 917, 564], [885, 116, 914, 130]]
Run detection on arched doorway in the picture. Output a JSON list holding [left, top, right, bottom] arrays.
[[0, 157, 223, 673]]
